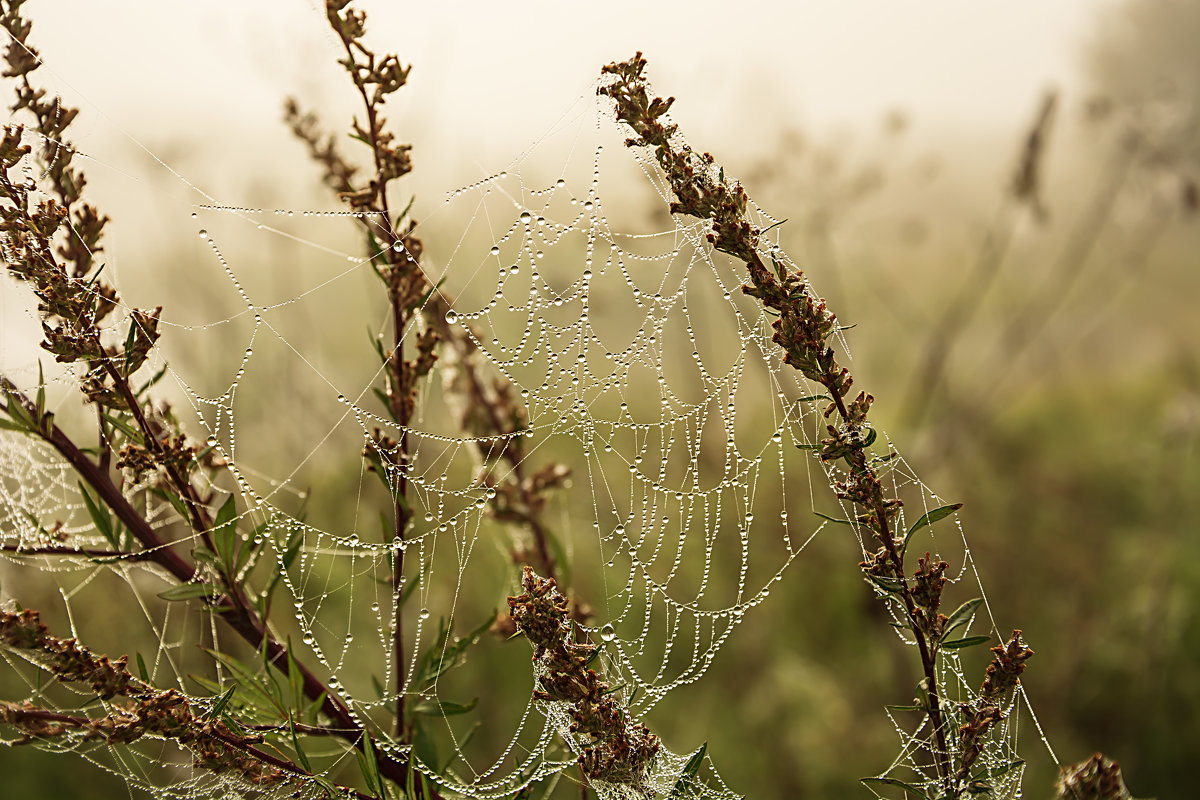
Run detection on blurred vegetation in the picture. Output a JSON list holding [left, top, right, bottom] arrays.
[[3, 0, 1197, 798]]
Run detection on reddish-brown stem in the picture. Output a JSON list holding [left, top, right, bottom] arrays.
[[0, 380, 429, 790]]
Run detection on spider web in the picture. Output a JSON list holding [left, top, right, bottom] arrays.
[[0, 58, 1056, 800]]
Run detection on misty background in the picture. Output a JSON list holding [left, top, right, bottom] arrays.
[[2, 1, 1197, 798]]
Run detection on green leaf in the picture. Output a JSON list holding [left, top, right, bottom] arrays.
[[289, 713, 314, 773], [399, 568, 423, 608], [795, 442, 823, 451], [971, 759, 1025, 782], [34, 361, 45, 420], [862, 426, 878, 448], [0, 417, 31, 433], [158, 582, 217, 601], [101, 412, 140, 441], [865, 573, 906, 594], [191, 546, 219, 568], [135, 652, 150, 682], [234, 519, 269, 578], [941, 635, 991, 650], [860, 776, 933, 800], [356, 729, 387, 800], [149, 486, 190, 521], [395, 194, 416, 228], [201, 647, 285, 715], [902, 503, 964, 557], [759, 218, 787, 236], [136, 365, 168, 397], [282, 528, 304, 570], [411, 697, 479, 717], [286, 639, 305, 713], [813, 511, 853, 526], [670, 742, 707, 799], [884, 703, 923, 712], [795, 394, 831, 403], [211, 494, 238, 573], [206, 685, 237, 721], [78, 483, 116, 547], [942, 598, 984, 641], [415, 610, 497, 688]]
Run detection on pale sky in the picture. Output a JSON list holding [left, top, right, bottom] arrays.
[[3, 0, 1114, 372], [26, 1, 1108, 163]]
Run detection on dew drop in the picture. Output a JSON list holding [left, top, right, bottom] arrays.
[[445, 309, 458, 325], [490, 245, 500, 256], [206, 435, 218, 447], [418, 608, 431, 621], [600, 623, 616, 642], [198, 229, 208, 239]]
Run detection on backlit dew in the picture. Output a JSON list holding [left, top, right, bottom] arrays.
[[418, 608, 431, 621], [490, 245, 500, 256], [445, 309, 458, 325], [600, 623, 616, 642], [198, 229, 208, 239]]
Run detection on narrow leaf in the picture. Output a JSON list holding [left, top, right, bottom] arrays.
[[860, 776, 933, 800], [356, 729, 387, 799], [77, 482, 116, 547], [212, 494, 238, 572], [941, 635, 992, 650], [670, 742, 707, 799], [942, 597, 984, 641], [135, 652, 150, 682], [158, 582, 217, 601], [902, 503, 963, 556], [971, 759, 1025, 781], [813, 511, 853, 526], [411, 697, 479, 717]]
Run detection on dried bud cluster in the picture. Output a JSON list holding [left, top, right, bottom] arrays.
[[1054, 752, 1133, 800], [955, 630, 1034, 782], [0, 609, 287, 786], [508, 567, 658, 788]]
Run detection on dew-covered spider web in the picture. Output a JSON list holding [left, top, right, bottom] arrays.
[[0, 53, 1057, 800]]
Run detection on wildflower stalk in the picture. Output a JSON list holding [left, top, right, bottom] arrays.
[[289, 1, 577, 632], [599, 52, 1031, 798], [508, 567, 659, 795], [0, 1, 428, 790], [319, 0, 434, 744], [0, 608, 379, 799]]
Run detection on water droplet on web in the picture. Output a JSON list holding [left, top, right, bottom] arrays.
[[418, 608, 431, 621], [424, 512, 433, 522], [198, 230, 208, 239], [556, 178, 566, 189], [600, 623, 616, 642], [392, 240, 403, 252], [445, 310, 458, 325], [206, 435, 218, 447], [519, 211, 531, 223], [490, 245, 500, 256]]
